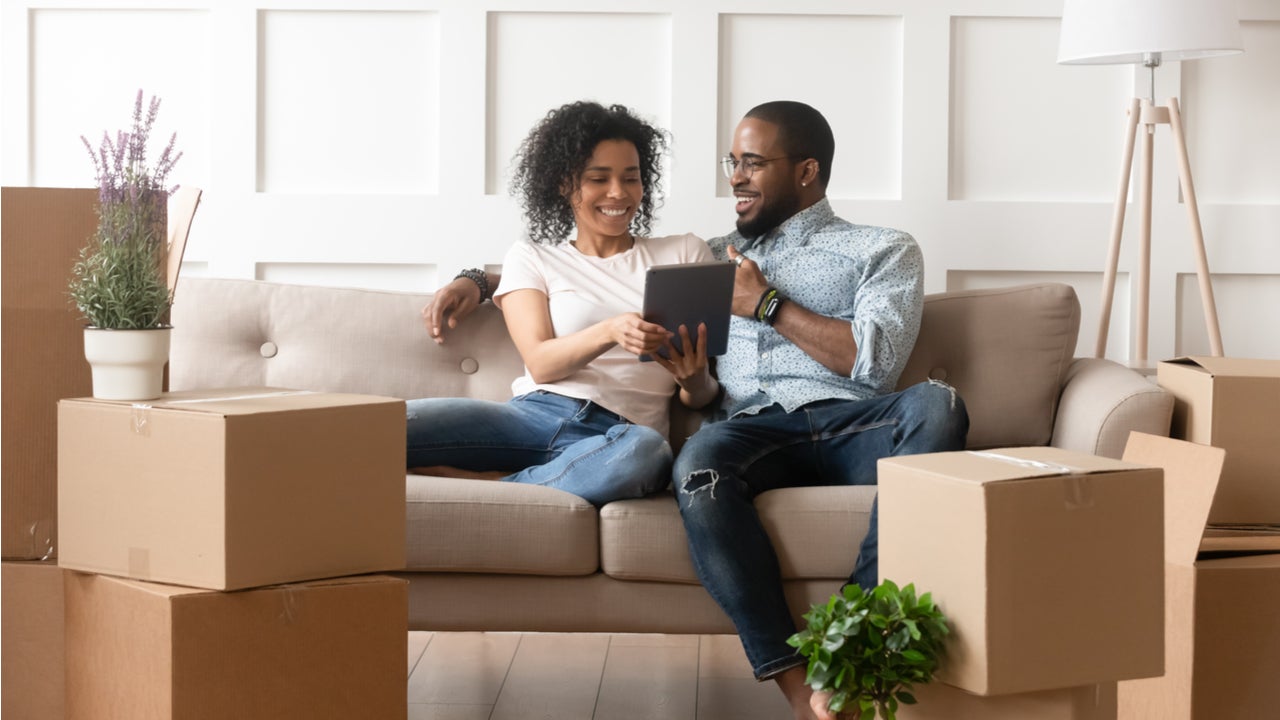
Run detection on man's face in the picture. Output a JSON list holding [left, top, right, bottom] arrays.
[[728, 117, 803, 239]]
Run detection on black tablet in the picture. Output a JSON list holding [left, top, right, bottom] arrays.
[[640, 260, 735, 362]]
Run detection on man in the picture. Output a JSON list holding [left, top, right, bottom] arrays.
[[424, 101, 968, 720]]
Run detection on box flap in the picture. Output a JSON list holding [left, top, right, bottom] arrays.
[[1162, 356, 1280, 378], [1122, 432, 1225, 564], [1200, 527, 1280, 554], [91, 573, 213, 599], [881, 448, 1145, 487]]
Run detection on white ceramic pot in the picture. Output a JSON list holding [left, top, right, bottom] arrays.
[[82, 327, 172, 401]]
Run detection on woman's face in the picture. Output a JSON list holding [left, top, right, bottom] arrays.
[[569, 139, 643, 241]]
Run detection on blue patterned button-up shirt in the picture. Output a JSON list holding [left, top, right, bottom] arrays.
[[707, 198, 923, 419]]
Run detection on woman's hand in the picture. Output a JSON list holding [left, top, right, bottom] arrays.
[[421, 277, 482, 344], [655, 323, 719, 410], [606, 313, 673, 357]]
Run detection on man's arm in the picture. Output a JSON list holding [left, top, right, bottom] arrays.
[[726, 246, 856, 376], [769, 302, 857, 377], [420, 272, 503, 344]]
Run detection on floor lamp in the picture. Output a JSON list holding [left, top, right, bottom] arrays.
[[1058, 0, 1243, 367]]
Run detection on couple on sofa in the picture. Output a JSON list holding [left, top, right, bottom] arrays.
[[406, 99, 969, 720]]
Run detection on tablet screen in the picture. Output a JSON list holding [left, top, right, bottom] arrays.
[[640, 261, 735, 362]]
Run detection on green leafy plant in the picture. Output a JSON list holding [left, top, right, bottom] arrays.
[[787, 580, 949, 720], [69, 90, 181, 329]]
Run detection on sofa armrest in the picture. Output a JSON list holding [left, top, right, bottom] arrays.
[[1050, 358, 1173, 459]]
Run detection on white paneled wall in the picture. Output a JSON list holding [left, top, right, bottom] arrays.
[[2, 0, 1277, 364]]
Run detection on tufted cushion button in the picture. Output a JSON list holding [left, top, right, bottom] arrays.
[[928, 367, 947, 381], [460, 357, 479, 374], [260, 341, 278, 358]]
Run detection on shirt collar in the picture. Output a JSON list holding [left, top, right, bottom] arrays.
[[742, 197, 835, 250]]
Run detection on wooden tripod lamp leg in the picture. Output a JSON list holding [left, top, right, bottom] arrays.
[[1096, 98, 1143, 359], [1166, 97, 1225, 357], [1135, 100, 1157, 369]]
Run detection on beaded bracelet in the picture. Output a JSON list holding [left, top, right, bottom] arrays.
[[455, 268, 491, 302]]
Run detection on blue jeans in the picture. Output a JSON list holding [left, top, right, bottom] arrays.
[[405, 390, 672, 507], [672, 380, 969, 679]]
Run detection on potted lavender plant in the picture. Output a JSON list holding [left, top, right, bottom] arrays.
[[69, 90, 182, 400]]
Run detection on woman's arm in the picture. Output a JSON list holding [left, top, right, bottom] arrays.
[[420, 272, 504, 344], [501, 288, 673, 384]]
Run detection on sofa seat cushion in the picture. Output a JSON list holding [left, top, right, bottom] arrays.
[[404, 475, 598, 575], [599, 486, 876, 582]]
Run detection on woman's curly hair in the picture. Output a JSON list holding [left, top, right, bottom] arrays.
[[509, 101, 668, 244]]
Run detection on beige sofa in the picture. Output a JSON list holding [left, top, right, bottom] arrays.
[[170, 279, 1172, 634]]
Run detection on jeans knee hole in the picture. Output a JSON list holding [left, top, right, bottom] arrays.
[[678, 469, 720, 500]]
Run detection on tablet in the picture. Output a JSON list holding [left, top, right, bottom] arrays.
[[640, 260, 735, 362]]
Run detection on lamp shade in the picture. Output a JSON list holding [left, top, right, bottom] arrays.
[[1058, 0, 1244, 65]]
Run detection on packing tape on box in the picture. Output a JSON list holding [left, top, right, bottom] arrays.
[[128, 546, 150, 577], [26, 519, 55, 560], [165, 390, 317, 405], [277, 585, 300, 624], [131, 404, 152, 436], [969, 451, 1086, 475], [969, 451, 1095, 510]]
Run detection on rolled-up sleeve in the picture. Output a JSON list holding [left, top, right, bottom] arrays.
[[849, 234, 923, 392]]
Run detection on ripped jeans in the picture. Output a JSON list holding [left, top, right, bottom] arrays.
[[406, 390, 672, 508], [672, 380, 969, 679]]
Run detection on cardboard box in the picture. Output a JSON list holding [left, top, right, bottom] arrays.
[[1119, 433, 1280, 719], [58, 387, 406, 590], [64, 572, 408, 720], [2, 187, 98, 559], [878, 447, 1165, 696], [1157, 357, 1280, 524], [900, 682, 1116, 720], [1, 561, 66, 720]]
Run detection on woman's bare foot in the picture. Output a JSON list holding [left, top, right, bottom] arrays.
[[408, 465, 507, 480], [775, 666, 822, 720]]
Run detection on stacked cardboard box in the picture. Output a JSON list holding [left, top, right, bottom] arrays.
[[56, 386, 411, 719], [878, 446, 1168, 719], [1157, 357, 1280, 524], [2, 187, 99, 720], [1118, 432, 1280, 719], [2, 187, 98, 561], [2, 561, 67, 720]]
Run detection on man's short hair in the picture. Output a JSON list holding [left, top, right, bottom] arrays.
[[744, 101, 835, 187]]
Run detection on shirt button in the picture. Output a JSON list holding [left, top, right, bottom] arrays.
[[761, 352, 768, 359]]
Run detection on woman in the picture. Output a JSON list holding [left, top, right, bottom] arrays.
[[405, 101, 718, 507]]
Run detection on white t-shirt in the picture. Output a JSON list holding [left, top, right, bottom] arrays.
[[493, 233, 713, 436]]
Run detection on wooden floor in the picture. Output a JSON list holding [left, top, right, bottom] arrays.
[[406, 632, 792, 720]]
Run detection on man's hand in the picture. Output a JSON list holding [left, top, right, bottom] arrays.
[[421, 277, 483, 344], [726, 245, 768, 318], [654, 323, 719, 410]]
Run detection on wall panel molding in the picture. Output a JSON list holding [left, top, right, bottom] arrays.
[[3, 0, 1277, 362]]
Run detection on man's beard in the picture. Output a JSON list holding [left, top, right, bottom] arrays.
[[736, 191, 802, 240]]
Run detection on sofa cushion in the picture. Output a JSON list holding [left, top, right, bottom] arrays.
[[404, 475, 598, 575], [599, 486, 876, 582], [898, 283, 1080, 449]]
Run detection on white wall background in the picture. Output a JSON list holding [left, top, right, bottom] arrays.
[[2, 0, 1278, 365]]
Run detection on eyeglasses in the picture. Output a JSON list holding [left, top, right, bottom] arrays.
[[720, 154, 796, 180]]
